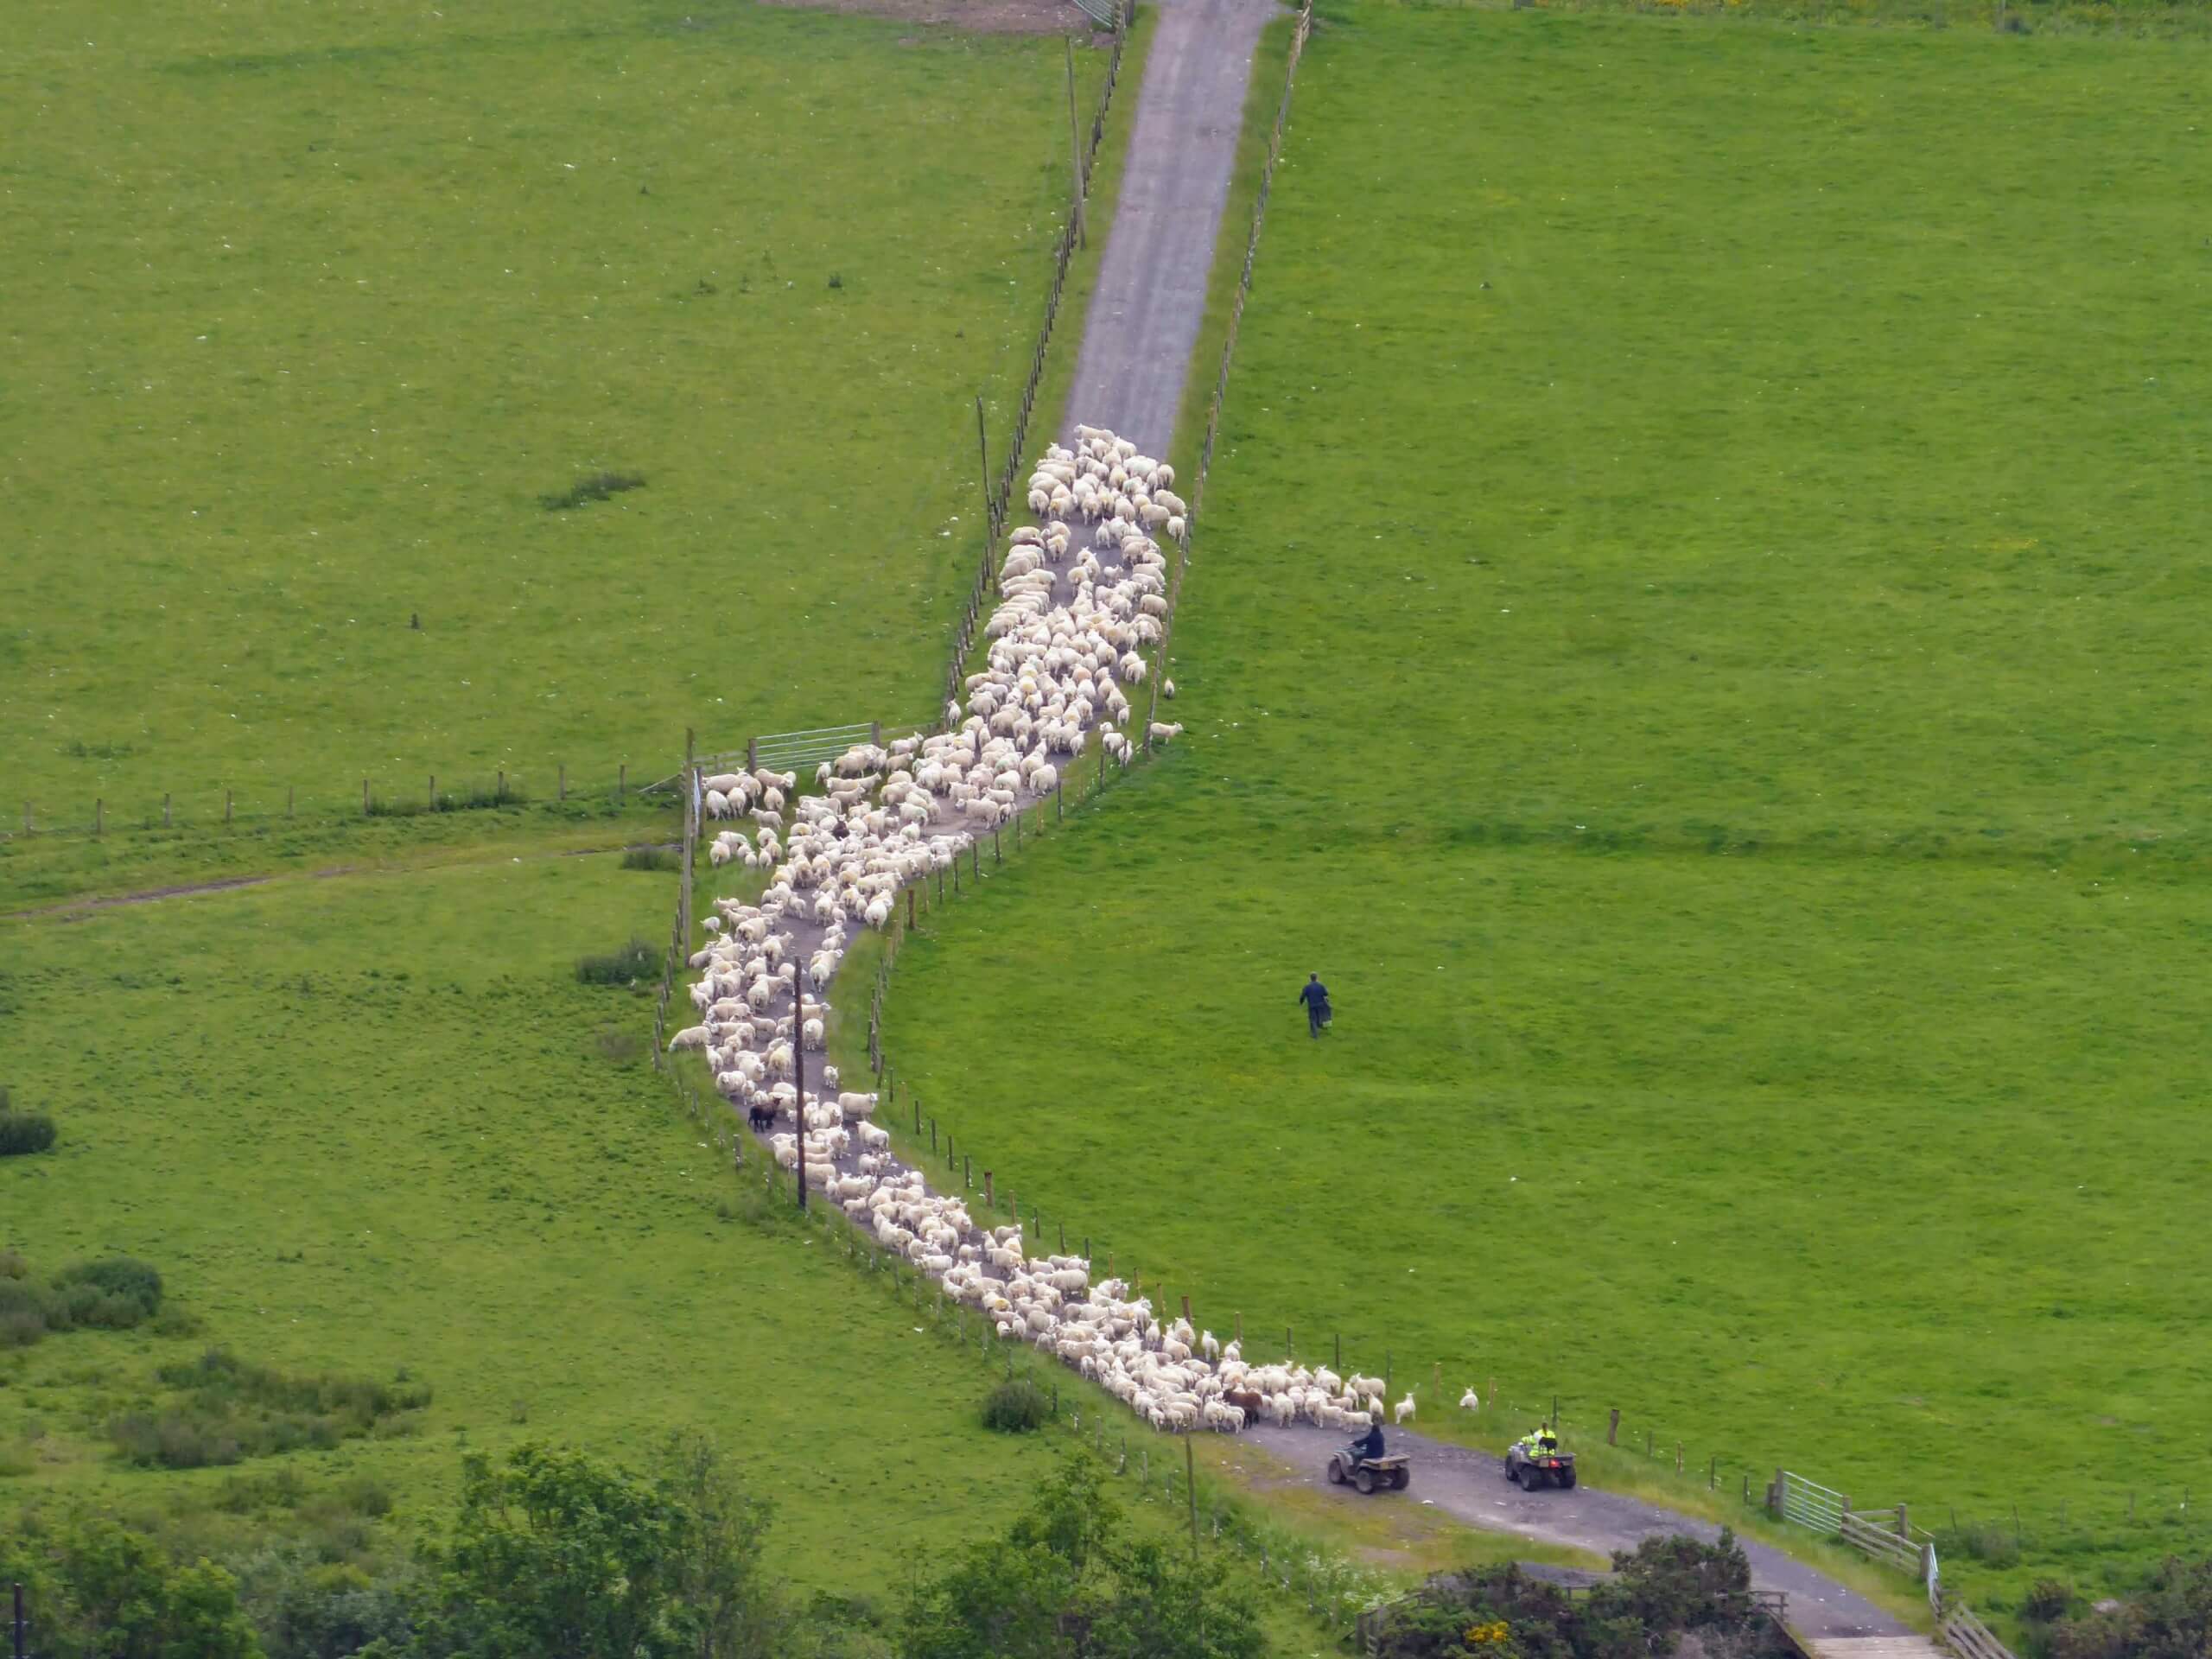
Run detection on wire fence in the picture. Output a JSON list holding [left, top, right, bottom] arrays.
[[1143, 0, 1315, 753], [639, 718, 938, 797], [943, 0, 1136, 712], [4, 756, 664, 849]]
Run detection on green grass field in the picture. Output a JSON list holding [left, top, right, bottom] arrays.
[[0, 857, 1103, 1583], [875, 3, 2212, 1613], [1, 0, 1104, 818]]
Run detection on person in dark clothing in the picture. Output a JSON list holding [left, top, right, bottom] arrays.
[[1298, 972, 1332, 1037], [1351, 1415, 1385, 1464]]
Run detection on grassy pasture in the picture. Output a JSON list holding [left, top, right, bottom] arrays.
[[875, 4, 2212, 1611], [0, 857, 1103, 1586], [1, 0, 1105, 815], [0, 856, 1392, 1654]]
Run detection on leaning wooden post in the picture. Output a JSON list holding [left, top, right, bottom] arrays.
[[1608, 1408, 1620, 1446]]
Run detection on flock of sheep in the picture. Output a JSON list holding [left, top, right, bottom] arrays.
[[662, 425, 1451, 1440]]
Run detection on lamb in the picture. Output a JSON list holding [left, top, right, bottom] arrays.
[[1147, 721, 1183, 744], [1393, 1394, 1417, 1425], [1459, 1388, 1480, 1412]]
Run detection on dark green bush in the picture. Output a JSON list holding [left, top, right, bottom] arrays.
[[577, 938, 658, 986], [620, 846, 680, 871], [0, 1109, 57, 1156], [540, 471, 646, 512], [54, 1255, 164, 1319], [1942, 1520, 2024, 1568], [108, 1347, 431, 1469], [2025, 1579, 2075, 1623], [365, 781, 526, 817], [980, 1376, 1052, 1433]]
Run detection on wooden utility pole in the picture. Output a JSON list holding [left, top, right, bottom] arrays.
[[975, 395, 995, 550], [794, 971, 809, 1211], [1185, 1437, 1199, 1560]]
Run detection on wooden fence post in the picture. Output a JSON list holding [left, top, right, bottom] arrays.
[[162, 791, 171, 828], [1608, 1408, 1620, 1446], [287, 785, 294, 818], [429, 774, 436, 810], [559, 764, 567, 802], [93, 798, 103, 838], [363, 779, 371, 815], [225, 789, 232, 823]]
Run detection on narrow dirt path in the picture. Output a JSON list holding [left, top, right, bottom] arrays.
[[1240, 1422, 1915, 1642]]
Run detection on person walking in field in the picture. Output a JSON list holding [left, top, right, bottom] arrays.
[[1298, 972, 1332, 1038]]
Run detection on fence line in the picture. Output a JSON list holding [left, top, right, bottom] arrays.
[[943, 0, 1135, 711], [1771, 1466, 2015, 1659], [1143, 0, 1315, 753], [5, 757, 665, 849], [640, 717, 938, 795]]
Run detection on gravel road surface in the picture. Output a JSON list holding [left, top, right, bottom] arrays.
[[1242, 1422, 1913, 1640]]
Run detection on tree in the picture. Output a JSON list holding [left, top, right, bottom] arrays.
[[416, 1441, 689, 1659], [657, 1429, 783, 1659], [898, 1456, 1263, 1659], [0, 1512, 262, 1659]]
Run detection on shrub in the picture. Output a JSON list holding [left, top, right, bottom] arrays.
[[2025, 1579, 2075, 1623], [980, 1376, 1052, 1433], [108, 1348, 431, 1469], [54, 1255, 163, 1319], [620, 846, 679, 872], [1942, 1521, 2024, 1568], [540, 471, 646, 512], [0, 1110, 57, 1156], [365, 782, 525, 817], [577, 938, 658, 987]]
